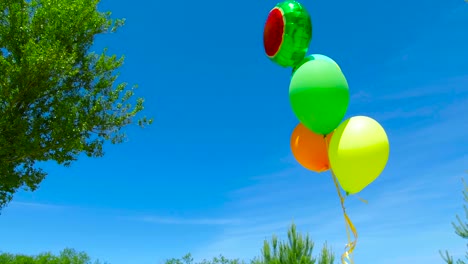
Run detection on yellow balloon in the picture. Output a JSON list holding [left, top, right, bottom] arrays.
[[328, 116, 389, 194]]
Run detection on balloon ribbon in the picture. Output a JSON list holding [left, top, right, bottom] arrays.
[[331, 170, 358, 264], [325, 135, 358, 264]]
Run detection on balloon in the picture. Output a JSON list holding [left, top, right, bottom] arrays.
[[263, 0, 312, 67], [292, 54, 341, 74], [328, 116, 390, 194], [289, 58, 349, 135], [290, 123, 333, 172]]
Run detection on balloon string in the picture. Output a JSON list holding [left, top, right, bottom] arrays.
[[331, 170, 357, 264], [357, 196, 368, 204], [325, 134, 358, 264]]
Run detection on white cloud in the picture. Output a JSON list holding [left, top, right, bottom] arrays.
[[378, 75, 468, 101], [350, 90, 372, 102], [375, 105, 437, 121], [136, 216, 243, 226], [5, 202, 243, 227], [191, 86, 467, 262], [377, 4, 468, 73], [192, 163, 464, 262], [191, 4, 468, 263], [7, 201, 69, 210]]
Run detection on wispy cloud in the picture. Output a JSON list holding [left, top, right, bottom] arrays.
[[8, 201, 69, 210], [192, 161, 465, 262], [376, 4, 468, 75], [135, 216, 243, 226], [349, 74, 468, 124], [378, 75, 468, 101], [385, 100, 467, 158], [7, 200, 243, 226], [191, 86, 467, 262], [375, 105, 437, 121], [350, 90, 372, 102]]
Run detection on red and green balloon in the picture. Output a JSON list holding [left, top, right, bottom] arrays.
[[263, 0, 312, 67]]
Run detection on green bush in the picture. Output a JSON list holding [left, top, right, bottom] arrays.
[[252, 223, 334, 264], [0, 223, 333, 264], [0, 248, 108, 264], [165, 253, 245, 264], [166, 223, 335, 264]]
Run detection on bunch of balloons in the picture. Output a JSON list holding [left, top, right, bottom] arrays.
[[263, 1, 390, 263]]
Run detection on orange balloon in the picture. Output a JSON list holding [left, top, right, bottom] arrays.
[[290, 123, 333, 172]]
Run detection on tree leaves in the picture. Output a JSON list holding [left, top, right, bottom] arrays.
[[163, 224, 335, 264], [258, 223, 334, 264], [440, 177, 468, 264], [0, 248, 109, 264], [0, 0, 152, 210]]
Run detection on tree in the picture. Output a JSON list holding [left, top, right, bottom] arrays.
[[0, 0, 152, 210], [440, 178, 468, 264], [0, 248, 109, 264], [254, 223, 335, 264], [165, 253, 246, 264], [0, 223, 336, 263], [164, 223, 336, 264]]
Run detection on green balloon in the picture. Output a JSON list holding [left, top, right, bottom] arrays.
[[289, 59, 349, 135], [292, 54, 341, 75]]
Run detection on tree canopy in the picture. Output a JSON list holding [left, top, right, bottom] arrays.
[[0, 0, 151, 210]]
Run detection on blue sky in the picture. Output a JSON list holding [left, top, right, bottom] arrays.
[[1, 0, 467, 263]]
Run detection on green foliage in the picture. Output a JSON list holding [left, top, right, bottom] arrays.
[[165, 253, 246, 264], [0, 223, 336, 264], [0, 248, 108, 264], [440, 178, 468, 264], [257, 223, 334, 264], [0, 0, 152, 210], [166, 223, 335, 264]]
